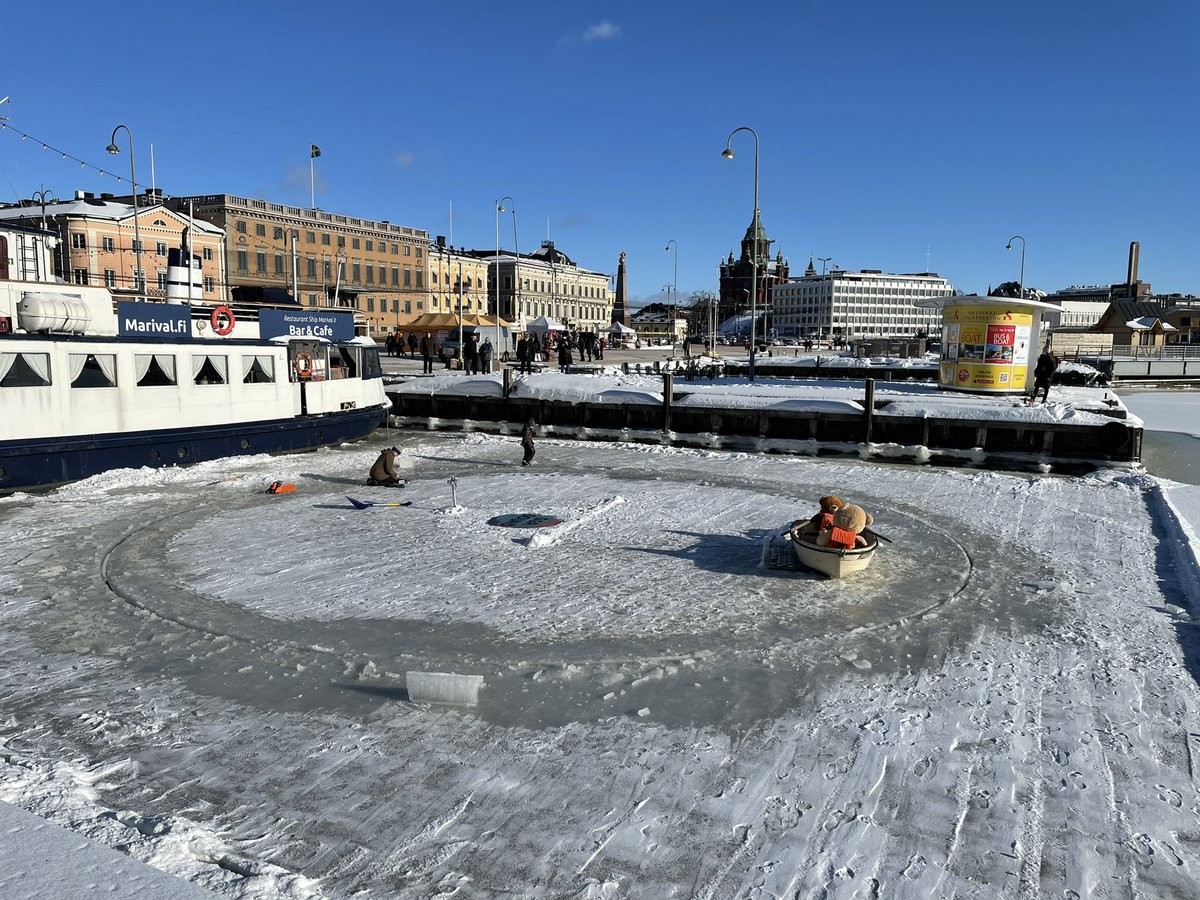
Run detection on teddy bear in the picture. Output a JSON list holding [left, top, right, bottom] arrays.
[[789, 495, 844, 542], [816, 502, 874, 549]]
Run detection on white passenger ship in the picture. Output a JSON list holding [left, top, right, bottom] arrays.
[[0, 221, 388, 492]]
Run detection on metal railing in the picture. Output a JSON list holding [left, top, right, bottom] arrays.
[[1083, 344, 1200, 361]]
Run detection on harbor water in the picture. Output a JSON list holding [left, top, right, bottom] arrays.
[[1118, 389, 1200, 485]]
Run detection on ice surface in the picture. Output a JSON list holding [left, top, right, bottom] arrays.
[[2, 425, 1200, 899]]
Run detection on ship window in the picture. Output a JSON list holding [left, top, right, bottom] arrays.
[[361, 347, 383, 379], [0, 352, 51, 387], [70, 353, 117, 388], [242, 354, 275, 383], [135, 353, 177, 386], [330, 346, 359, 379], [192, 354, 228, 385]]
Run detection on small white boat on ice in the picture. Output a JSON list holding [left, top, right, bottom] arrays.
[[762, 523, 880, 578]]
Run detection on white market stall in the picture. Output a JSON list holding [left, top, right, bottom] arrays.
[[606, 321, 637, 348]]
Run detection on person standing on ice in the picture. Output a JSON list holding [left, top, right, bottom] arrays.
[[520, 419, 536, 467]]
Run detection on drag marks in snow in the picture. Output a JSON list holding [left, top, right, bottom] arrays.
[[8, 439, 1200, 897]]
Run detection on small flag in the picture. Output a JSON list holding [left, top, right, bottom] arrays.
[[310, 145, 322, 159]]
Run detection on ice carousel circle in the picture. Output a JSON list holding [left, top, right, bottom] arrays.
[[101, 472, 975, 672]]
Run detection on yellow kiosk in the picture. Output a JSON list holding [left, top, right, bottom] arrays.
[[916, 295, 1060, 395]]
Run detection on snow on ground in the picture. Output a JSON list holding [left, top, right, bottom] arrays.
[[3, 423, 1200, 899]]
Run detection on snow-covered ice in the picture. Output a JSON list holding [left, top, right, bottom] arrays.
[[2, 388, 1200, 898]]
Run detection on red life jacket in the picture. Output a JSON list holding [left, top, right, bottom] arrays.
[[828, 526, 858, 549], [819, 511, 836, 529]]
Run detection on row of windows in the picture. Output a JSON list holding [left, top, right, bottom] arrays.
[[0, 351, 277, 388], [233, 220, 420, 258], [70, 234, 215, 261], [498, 276, 609, 299], [71, 269, 215, 293], [365, 298, 416, 315], [1, 348, 377, 388], [234, 251, 424, 289]]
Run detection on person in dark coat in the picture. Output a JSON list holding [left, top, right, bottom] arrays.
[[516, 335, 531, 374], [407, 332, 418, 358], [557, 339, 572, 373], [1033, 347, 1057, 403], [419, 332, 435, 375], [368, 447, 404, 486], [520, 419, 536, 467], [384, 333, 396, 357], [463, 333, 479, 374], [480, 338, 494, 373]]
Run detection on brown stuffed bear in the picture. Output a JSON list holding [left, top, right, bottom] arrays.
[[816, 503, 874, 549], [790, 495, 844, 541]]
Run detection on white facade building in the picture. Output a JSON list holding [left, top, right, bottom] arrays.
[[771, 269, 955, 340], [482, 241, 613, 334]]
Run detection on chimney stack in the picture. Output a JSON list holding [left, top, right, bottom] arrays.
[[1127, 241, 1140, 289]]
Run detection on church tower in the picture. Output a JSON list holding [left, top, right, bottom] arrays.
[[717, 211, 789, 335]]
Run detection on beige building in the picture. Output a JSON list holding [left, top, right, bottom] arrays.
[[165, 193, 429, 337], [426, 237, 491, 319], [0, 191, 225, 303], [475, 240, 613, 334]]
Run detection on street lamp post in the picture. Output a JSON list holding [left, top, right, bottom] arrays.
[[1005, 235, 1026, 299], [662, 284, 674, 353], [106, 125, 142, 296], [722, 126, 760, 381], [665, 239, 678, 346], [818, 256, 831, 277], [456, 261, 464, 365], [31, 188, 58, 232], [496, 196, 516, 365]]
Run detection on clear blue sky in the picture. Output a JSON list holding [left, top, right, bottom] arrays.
[[2, 0, 1196, 306]]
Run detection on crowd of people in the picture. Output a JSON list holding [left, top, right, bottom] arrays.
[[385, 328, 610, 375]]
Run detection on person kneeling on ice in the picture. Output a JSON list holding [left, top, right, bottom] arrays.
[[368, 447, 405, 486]]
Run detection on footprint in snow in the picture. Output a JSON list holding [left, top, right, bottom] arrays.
[[1155, 784, 1183, 808], [901, 854, 927, 880]]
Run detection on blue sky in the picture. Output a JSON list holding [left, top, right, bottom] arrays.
[[2, 0, 1196, 306]]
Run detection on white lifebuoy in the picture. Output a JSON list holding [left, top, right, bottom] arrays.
[[211, 305, 236, 336]]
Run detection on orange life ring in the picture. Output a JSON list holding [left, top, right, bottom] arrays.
[[211, 305, 236, 336], [294, 351, 314, 379]]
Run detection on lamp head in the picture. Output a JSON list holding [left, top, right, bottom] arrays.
[[721, 148, 735, 160], [106, 143, 120, 155], [497, 204, 505, 213], [1005, 242, 1013, 251]]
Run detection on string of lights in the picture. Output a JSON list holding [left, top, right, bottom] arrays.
[[0, 120, 142, 188]]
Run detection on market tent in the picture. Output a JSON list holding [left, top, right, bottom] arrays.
[[526, 316, 566, 336], [606, 322, 636, 334], [404, 312, 513, 333]]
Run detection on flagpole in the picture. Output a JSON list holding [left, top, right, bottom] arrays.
[[310, 151, 315, 209]]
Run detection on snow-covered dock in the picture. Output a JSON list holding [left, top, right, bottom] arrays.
[[388, 370, 1142, 472]]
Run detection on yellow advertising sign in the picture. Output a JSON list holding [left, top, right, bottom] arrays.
[[940, 304, 1034, 393]]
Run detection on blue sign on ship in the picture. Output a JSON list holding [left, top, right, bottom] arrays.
[[117, 301, 191, 339], [259, 309, 354, 341]]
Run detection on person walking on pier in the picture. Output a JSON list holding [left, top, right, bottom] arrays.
[[1033, 346, 1057, 403], [420, 332, 436, 375]]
